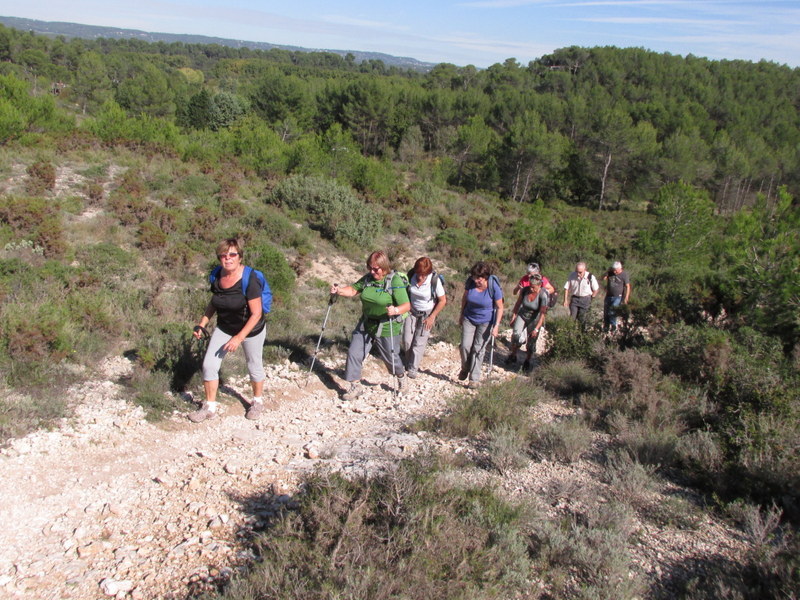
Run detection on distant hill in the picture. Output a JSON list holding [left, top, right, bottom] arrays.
[[0, 15, 437, 72]]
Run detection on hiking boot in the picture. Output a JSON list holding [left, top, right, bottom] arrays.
[[245, 401, 264, 421], [505, 354, 517, 366], [406, 369, 418, 379], [457, 368, 469, 381], [467, 380, 481, 390], [342, 381, 363, 401], [522, 359, 532, 372], [396, 374, 406, 392], [188, 404, 217, 423]]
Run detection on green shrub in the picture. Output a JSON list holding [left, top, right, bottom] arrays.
[[245, 205, 313, 254], [126, 368, 185, 420], [137, 221, 168, 250], [218, 455, 536, 600], [431, 379, 542, 438], [541, 316, 600, 362], [430, 228, 480, 262], [75, 243, 135, 281], [652, 323, 732, 384], [245, 241, 296, 306], [269, 175, 380, 248], [176, 173, 219, 199], [133, 322, 204, 400], [588, 347, 675, 427]]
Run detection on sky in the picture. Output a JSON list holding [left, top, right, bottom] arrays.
[[1, 0, 798, 68]]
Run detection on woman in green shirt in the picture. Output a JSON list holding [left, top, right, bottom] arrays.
[[330, 251, 410, 400]]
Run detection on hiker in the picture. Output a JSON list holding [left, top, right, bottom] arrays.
[[512, 262, 556, 297], [458, 261, 504, 387], [603, 261, 631, 333], [507, 274, 549, 371], [402, 256, 447, 378], [563, 261, 599, 324], [189, 238, 270, 423], [330, 251, 410, 400]]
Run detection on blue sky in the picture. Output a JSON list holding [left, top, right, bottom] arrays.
[[2, 0, 798, 68]]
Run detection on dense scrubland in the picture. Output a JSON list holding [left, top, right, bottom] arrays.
[[0, 22, 798, 598]]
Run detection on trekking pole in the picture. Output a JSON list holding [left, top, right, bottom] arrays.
[[388, 314, 398, 396], [487, 308, 497, 379], [306, 285, 338, 387]]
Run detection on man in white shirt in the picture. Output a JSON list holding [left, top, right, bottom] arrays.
[[402, 257, 447, 378], [563, 261, 599, 325]]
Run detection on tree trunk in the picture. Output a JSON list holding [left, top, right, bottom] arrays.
[[599, 151, 612, 210]]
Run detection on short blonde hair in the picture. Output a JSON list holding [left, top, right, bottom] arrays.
[[366, 251, 391, 272], [216, 238, 243, 259]]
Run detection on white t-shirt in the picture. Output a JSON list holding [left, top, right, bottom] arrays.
[[408, 273, 446, 313]]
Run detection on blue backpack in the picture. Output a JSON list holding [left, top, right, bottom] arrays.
[[209, 265, 272, 315]]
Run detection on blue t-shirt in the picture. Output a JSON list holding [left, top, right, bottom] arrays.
[[463, 277, 503, 324]]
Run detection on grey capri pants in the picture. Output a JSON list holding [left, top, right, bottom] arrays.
[[202, 326, 266, 382]]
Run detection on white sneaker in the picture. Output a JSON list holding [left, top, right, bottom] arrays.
[[188, 404, 217, 423]]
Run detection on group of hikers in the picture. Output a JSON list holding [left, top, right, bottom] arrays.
[[188, 239, 631, 423]]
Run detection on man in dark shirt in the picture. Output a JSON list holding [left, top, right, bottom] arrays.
[[603, 261, 631, 333]]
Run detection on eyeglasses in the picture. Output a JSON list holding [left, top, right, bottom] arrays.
[[369, 266, 383, 272], [218, 252, 239, 259]]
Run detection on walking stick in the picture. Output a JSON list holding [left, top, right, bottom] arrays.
[[306, 286, 338, 386], [388, 315, 399, 396], [487, 307, 497, 379]]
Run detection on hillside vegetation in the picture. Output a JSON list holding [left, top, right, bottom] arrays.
[[0, 22, 798, 598]]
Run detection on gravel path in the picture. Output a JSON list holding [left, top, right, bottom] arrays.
[[0, 340, 749, 599]]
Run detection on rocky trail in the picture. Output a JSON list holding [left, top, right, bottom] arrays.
[[0, 339, 748, 599]]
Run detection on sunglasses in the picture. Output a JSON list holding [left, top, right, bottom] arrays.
[[218, 252, 239, 259]]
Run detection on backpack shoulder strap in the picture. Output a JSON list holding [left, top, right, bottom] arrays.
[[209, 265, 222, 283], [430, 271, 441, 302], [383, 270, 395, 293], [488, 274, 500, 301], [242, 265, 253, 296]]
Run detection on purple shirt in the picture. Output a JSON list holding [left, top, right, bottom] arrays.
[[464, 277, 503, 324]]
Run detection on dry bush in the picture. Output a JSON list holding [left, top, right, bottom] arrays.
[[610, 414, 682, 467], [529, 502, 644, 600], [25, 161, 56, 195], [115, 168, 146, 198], [83, 181, 104, 203], [0, 196, 67, 257], [675, 429, 724, 471], [538, 359, 601, 398], [487, 423, 529, 474], [107, 193, 153, 226], [604, 448, 658, 503], [530, 417, 594, 463]]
